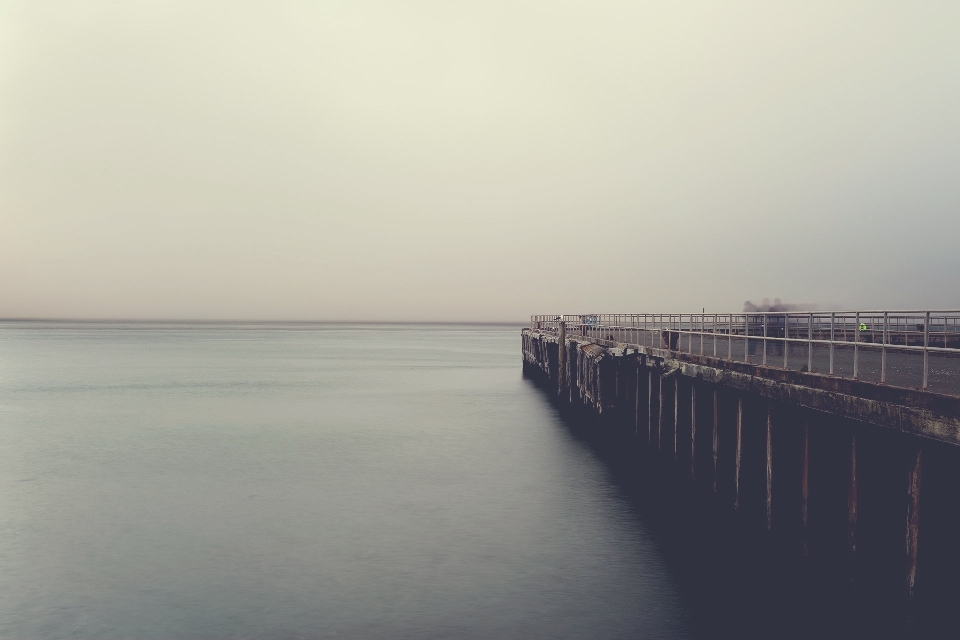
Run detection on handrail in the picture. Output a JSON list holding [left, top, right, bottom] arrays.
[[529, 311, 960, 395]]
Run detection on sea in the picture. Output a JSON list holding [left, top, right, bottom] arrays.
[[0, 321, 703, 640]]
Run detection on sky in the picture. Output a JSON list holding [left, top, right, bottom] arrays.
[[2, 1, 959, 321]]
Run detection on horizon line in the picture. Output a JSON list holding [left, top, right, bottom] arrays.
[[0, 317, 528, 325]]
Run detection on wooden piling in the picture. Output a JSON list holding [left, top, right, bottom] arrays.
[[848, 432, 858, 588], [557, 322, 566, 398], [647, 369, 653, 445], [569, 342, 576, 405], [735, 395, 743, 511], [712, 388, 718, 495], [635, 364, 641, 437], [673, 377, 679, 463], [617, 364, 622, 406], [658, 373, 664, 454], [765, 403, 773, 533], [801, 419, 810, 557], [905, 443, 922, 600], [690, 383, 697, 480]]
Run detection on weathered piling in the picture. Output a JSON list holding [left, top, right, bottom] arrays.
[[848, 432, 858, 588], [690, 384, 697, 480], [712, 389, 719, 494], [801, 419, 810, 557], [734, 395, 742, 512], [905, 444, 922, 600], [765, 403, 773, 533]]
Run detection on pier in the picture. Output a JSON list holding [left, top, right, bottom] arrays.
[[522, 311, 960, 625]]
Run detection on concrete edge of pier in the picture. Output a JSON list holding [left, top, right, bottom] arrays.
[[522, 328, 960, 447]]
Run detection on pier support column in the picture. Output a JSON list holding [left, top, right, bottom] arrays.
[[568, 342, 576, 405], [734, 395, 743, 511], [557, 322, 566, 398], [634, 364, 640, 437], [615, 359, 622, 421], [905, 443, 922, 601], [765, 403, 773, 533], [647, 369, 653, 445], [848, 433, 858, 588], [658, 373, 664, 454], [801, 419, 810, 557], [673, 377, 679, 463], [690, 383, 697, 481], [712, 389, 718, 495]]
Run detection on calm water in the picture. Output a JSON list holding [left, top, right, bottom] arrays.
[[0, 322, 693, 640]]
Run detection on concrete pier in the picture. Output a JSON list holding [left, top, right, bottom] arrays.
[[522, 321, 960, 625]]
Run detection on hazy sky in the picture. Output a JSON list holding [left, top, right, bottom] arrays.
[[2, 1, 959, 321]]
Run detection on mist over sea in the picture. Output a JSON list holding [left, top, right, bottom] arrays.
[[0, 322, 696, 639]]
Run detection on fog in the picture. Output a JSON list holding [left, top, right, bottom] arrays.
[[2, 1, 959, 321]]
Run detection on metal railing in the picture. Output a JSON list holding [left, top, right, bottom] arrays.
[[530, 311, 960, 395]]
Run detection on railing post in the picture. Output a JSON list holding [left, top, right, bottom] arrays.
[[762, 314, 768, 366], [713, 314, 718, 357], [700, 315, 704, 355], [807, 313, 813, 373], [853, 312, 860, 380], [881, 312, 888, 384], [744, 315, 749, 363], [829, 313, 835, 376], [784, 313, 789, 369], [923, 311, 930, 390], [728, 315, 733, 360]]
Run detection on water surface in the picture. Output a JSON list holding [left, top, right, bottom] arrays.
[[0, 322, 692, 639]]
